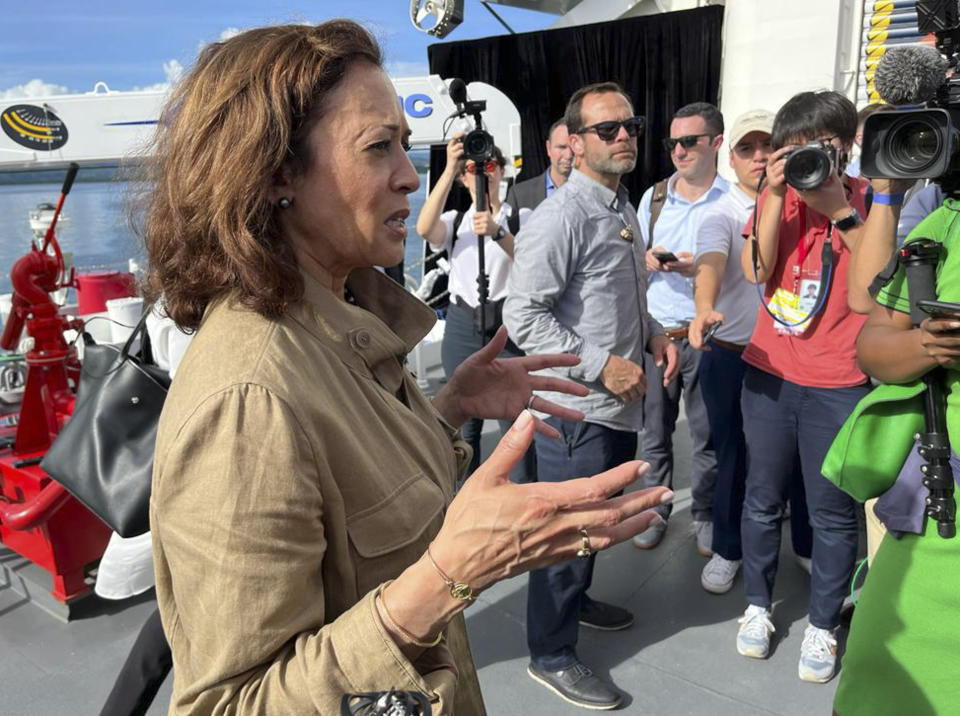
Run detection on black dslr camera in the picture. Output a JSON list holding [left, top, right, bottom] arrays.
[[448, 78, 495, 163], [342, 689, 431, 715], [783, 141, 843, 190], [861, 0, 960, 194]]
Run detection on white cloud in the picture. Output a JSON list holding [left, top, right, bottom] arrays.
[[0, 79, 69, 100], [219, 27, 242, 41], [133, 59, 184, 93]]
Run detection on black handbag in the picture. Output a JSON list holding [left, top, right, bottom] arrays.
[[41, 309, 170, 537]]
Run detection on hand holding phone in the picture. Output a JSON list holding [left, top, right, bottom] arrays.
[[703, 321, 722, 344], [917, 300, 960, 321], [653, 250, 679, 264]]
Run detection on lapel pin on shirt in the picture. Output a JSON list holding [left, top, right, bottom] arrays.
[[619, 226, 634, 242]]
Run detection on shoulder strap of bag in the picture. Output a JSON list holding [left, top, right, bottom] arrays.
[[120, 306, 153, 361], [646, 179, 669, 250], [868, 246, 902, 298], [450, 210, 466, 252], [507, 205, 520, 236]]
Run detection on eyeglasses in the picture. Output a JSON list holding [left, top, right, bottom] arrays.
[[662, 134, 714, 152], [465, 159, 502, 175], [576, 117, 645, 141]]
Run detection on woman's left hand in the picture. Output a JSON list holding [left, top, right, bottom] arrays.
[[435, 326, 589, 438], [796, 172, 850, 223], [472, 210, 501, 238]]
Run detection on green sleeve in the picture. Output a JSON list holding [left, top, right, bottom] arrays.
[[876, 201, 960, 313]]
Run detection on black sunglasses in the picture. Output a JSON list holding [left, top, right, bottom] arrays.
[[576, 116, 645, 141], [662, 133, 714, 152]]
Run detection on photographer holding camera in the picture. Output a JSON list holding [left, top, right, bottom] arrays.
[[734, 91, 871, 683], [418, 134, 532, 479]]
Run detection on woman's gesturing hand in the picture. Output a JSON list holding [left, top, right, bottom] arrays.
[[435, 326, 590, 438], [430, 410, 673, 593]]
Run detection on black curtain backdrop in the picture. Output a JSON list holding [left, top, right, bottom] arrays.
[[427, 7, 723, 208]]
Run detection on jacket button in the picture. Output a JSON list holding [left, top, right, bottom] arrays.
[[355, 330, 371, 348]]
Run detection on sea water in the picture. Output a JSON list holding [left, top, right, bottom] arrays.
[[0, 173, 431, 296]]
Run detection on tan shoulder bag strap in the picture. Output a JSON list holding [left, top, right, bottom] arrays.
[[646, 179, 669, 250]]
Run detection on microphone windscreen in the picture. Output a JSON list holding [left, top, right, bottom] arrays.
[[875, 45, 948, 105], [448, 78, 467, 105]]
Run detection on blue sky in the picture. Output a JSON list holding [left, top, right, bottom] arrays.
[[2, 1, 553, 98]]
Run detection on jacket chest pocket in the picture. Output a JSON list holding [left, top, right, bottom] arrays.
[[345, 472, 446, 593]]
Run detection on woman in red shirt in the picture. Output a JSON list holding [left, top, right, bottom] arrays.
[[734, 91, 871, 684]]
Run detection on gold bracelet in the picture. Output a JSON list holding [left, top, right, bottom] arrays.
[[377, 589, 443, 649], [426, 545, 475, 601]]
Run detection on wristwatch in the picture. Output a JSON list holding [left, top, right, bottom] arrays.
[[832, 208, 862, 232], [493, 224, 507, 241]]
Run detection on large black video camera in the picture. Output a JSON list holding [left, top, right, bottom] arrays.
[[861, 1, 960, 191]]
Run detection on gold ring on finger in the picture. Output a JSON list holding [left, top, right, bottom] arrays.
[[576, 528, 593, 559], [527, 394, 537, 410]]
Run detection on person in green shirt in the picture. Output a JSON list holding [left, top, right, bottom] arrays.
[[834, 200, 960, 715]]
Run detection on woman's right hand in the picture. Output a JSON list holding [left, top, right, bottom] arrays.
[[919, 317, 960, 367], [430, 411, 671, 594], [444, 132, 466, 175], [765, 145, 792, 197]]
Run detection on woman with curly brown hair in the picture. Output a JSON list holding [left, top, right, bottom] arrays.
[[144, 20, 671, 714]]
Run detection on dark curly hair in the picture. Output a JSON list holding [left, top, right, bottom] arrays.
[[139, 21, 382, 330]]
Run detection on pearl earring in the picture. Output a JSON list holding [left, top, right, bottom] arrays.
[[278, 197, 292, 209]]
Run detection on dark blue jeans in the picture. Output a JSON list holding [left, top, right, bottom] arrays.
[[441, 301, 536, 482], [526, 418, 637, 670], [740, 366, 869, 629], [699, 346, 812, 561]]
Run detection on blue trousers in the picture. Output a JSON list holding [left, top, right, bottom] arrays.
[[526, 418, 637, 670], [740, 366, 869, 629], [441, 301, 536, 482], [699, 346, 812, 561]]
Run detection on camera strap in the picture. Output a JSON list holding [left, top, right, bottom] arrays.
[[751, 188, 835, 330]]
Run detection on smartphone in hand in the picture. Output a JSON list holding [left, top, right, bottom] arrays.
[[917, 299, 960, 321], [703, 321, 722, 344], [653, 250, 679, 263]]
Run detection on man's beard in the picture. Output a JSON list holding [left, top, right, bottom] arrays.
[[588, 151, 637, 176]]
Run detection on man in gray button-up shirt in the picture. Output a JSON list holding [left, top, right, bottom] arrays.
[[504, 82, 677, 710]]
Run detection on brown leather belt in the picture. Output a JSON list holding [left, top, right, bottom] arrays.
[[662, 325, 689, 341], [709, 337, 747, 353]]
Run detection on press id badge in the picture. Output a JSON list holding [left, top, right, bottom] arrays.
[[767, 281, 821, 336]]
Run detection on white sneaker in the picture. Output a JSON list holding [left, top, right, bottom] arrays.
[[798, 624, 838, 683], [701, 554, 741, 594], [737, 605, 774, 659], [692, 520, 714, 557]]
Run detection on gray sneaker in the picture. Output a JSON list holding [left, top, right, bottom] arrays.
[[737, 604, 775, 659], [632, 518, 667, 549], [692, 520, 714, 557], [798, 624, 838, 683], [701, 554, 741, 594]]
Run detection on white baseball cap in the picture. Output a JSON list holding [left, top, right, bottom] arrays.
[[728, 109, 775, 148]]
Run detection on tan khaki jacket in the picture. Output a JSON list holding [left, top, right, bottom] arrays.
[[151, 268, 484, 714]]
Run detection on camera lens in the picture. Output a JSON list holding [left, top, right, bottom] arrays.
[[884, 116, 943, 174], [784, 146, 831, 190], [464, 129, 493, 160]]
